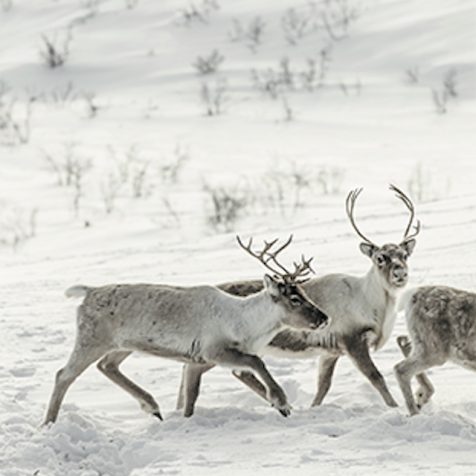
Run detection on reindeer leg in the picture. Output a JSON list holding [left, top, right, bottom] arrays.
[[344, 333, 398, 407], [311, 354, 340, 407], [215, 349, 291, 417], [45, 342, 109, 425], [176, 364, 187, 411], [182, 363, 215, 417], [97, 350, 164, 420], [394, 353, 439, 416], [232, 370, 268, 401], [396, 335, 435, 409]]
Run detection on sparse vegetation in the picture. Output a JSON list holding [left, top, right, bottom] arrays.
[[159, 144, 190, 184], [405, 66, 420, 84], [200, 79, 227, 116], [0, 204, 38, 249], [0, 94, 35, 145], [252, 50, 331, 99], [82, 91, 99, 118], [193, 49, 224, 75], [229, 16, 265, 52], [178, 0, 219, 26], [281, 7, 314, 45], [203, 182, 250, 231], [39, 31, 72, 68], [43, 143, 91, 187]]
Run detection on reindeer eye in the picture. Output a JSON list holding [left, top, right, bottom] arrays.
[[376, 255, 386, 266]]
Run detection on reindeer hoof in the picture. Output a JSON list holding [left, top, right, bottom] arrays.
[[153, 411, 163, 421], [397, 335, 410, 349], [278, 408, 291, 417]]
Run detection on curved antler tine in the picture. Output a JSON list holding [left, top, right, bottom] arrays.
[[302, 255, 315, 274], [272, 234, 293, 256], [389, 184, 419, 240], [404, 219, 421, 241], [237, 235, 290, 278], [236, 235, 249, 250], [345, 187, 375, 245]]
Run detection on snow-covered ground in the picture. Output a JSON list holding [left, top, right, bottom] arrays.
[[1, 0, 476, 474]]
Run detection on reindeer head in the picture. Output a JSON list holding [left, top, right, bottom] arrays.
[[237, 235, 329, 330], [346, 185, 420, 290]]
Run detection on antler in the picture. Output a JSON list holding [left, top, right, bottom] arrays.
[[389, 184, 421, 241], [236, 235, 315, 283], [345, 188, 376, 245]]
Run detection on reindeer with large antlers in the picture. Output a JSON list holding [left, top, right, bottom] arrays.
[[44, 236, 328, 424], [177, 185, 420, 411]]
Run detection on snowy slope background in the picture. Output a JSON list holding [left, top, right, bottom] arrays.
[[0, 0, 476, 474]]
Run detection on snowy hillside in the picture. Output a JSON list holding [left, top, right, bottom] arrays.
[[1, 0, 476, 475]]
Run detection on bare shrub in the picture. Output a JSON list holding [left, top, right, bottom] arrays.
[[159, 144, 190, 184], [42, 143, 91, 187], [0, 95, 35, 145], [405, 66, 420, 84], [317, 0, 360, 41], [316, 166, 345, 195], [101, 174, 122, 214], [429, 69, 458, 114], [339, 78, 361, 96], [200, 79, 227, 116], [39, 31, 72, 68], [203, 182, 250, 231], [178, 0, 219, 26], [281, 96, 294, 122], [82, 91, 99, 118], [443, 69, 458, 98], [47, 82, 77, 105], [0, 205, 38, 249], [261, 160, 345, 215], [71, 159, 91, 216], [229, 16, 265, 52], [251, 68, 283, 99], [281, 7, 313, 45], [193, 49, 224, 75], [431, 89, 448, 114], [253, 50, 331, 98]]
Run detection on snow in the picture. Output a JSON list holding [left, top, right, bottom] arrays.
[[1, 0, 476, 474]]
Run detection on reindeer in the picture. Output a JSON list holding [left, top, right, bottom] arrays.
[[395, 286, 476, 415], [44, 236, 328, 424], [177, 185, 420, 412]]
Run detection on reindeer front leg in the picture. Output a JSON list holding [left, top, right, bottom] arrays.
[[344, 332, 398, 407], [215, 349, 291, 417]]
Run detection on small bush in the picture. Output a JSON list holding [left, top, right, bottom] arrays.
[[200, 79, 227, 116], [193, 49, 224, 75], [39, 31, 72, 68], [203, 182, 249, 231]]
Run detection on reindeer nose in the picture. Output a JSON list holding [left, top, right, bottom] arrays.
[[393, 267, 407, 281]]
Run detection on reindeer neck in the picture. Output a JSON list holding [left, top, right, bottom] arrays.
[[362, 266, 397, 317], [233, 290, 285, 341]]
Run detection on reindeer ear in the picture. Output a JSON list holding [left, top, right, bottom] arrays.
[[401, 238, 416, 256], [359, 242, 377, 258], [263, 274, 281, 299]]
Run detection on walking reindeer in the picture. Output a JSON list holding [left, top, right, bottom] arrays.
[[177, 185, 420, 412], [44, 237, 328, 424], [395, 285, 476, 415]]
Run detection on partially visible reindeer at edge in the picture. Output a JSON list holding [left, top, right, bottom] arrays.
[[395, 285, 476, 415], [44, 236, 328, 424], [177, 185, 420, 412]]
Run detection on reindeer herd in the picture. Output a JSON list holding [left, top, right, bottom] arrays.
[[44, 185, 476, 425]]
